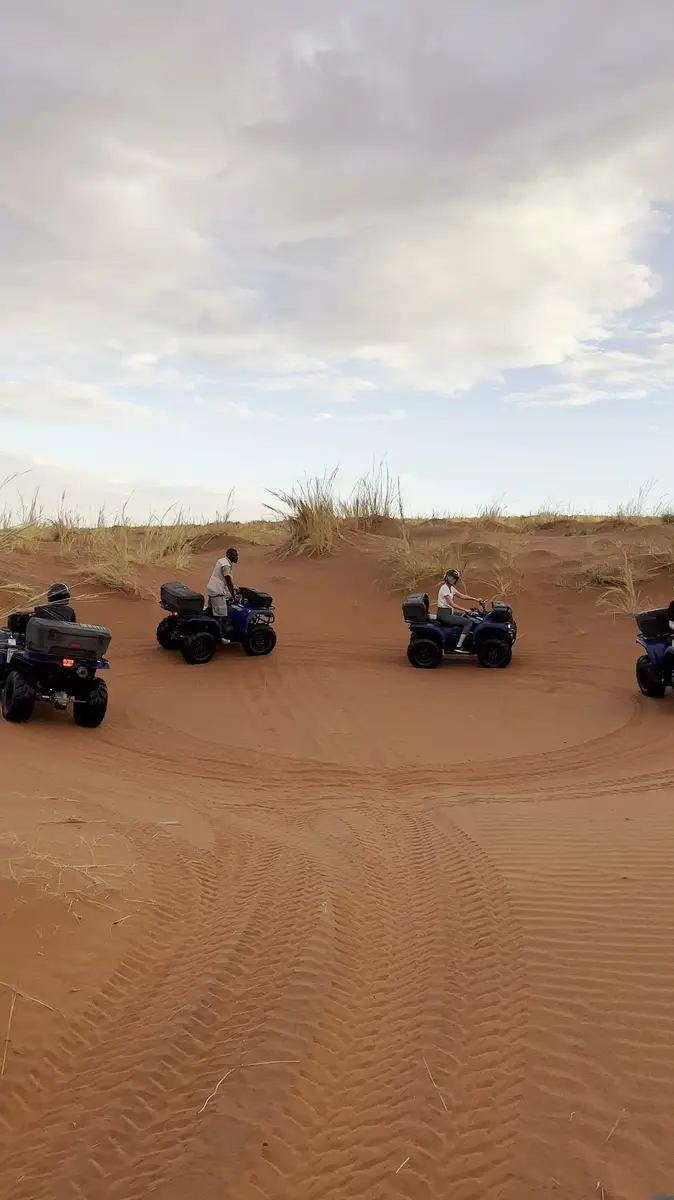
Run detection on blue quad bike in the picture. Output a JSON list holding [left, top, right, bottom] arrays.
[[403, 592, 517, 669], [635, 604, 674, 698], [157, 581, 277, 665], [0, 611, 111, 726]]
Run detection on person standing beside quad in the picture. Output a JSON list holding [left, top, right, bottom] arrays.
[[436, 569, 484, 654], [206, 548, 239, 624]]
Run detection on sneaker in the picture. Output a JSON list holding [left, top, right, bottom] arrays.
[[454, 646, 470, 655]]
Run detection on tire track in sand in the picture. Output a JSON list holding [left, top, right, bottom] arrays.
[[0, 822, 323, 1199], [159, 804, 528, 1200], [0, 800, 528, 1200]]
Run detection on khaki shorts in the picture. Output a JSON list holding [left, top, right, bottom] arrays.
[[209, 594, 229, 617]]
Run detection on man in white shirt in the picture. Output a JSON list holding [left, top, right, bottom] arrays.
[[437, 568, 483, 655], [206, 547, 238, 621]]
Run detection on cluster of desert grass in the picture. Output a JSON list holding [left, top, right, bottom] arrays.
[[575, 537, 674, 615], [0, 479, 245, 606], [2, 469, 674, 614]]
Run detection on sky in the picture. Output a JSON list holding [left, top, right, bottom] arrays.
[[2, 0, 674, 521]]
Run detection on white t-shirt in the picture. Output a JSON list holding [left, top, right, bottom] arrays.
[[207, 556, 234, 597], [437, 583, 457, 610]]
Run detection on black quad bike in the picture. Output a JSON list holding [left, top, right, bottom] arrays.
[[157, 582, 277, 665], [403, 593, 517, 669], [0, 612, 111, 726]]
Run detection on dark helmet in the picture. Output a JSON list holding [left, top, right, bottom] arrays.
[[47, 582, 71, 603], [226, 547, 239, 564], [444, 569, 460, 584]]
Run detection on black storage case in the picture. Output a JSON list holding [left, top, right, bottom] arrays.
[[636, 608, 671, 638], [160, 581, 205, 613], [489, 602, 513, 624], [238, 586, 273, 609], [402, 593, 429, 623], [25, 617, 111, 659]]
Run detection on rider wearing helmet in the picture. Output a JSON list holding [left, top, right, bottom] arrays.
[[437, 569, 483, 654], [34, 582, 77, 624], [206, 547, 239, 622]]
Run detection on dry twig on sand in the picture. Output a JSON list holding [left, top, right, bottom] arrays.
[[422, 1054, 448, 1112], [606, 1108, 626, 1142], [0, 980, 56, 1012], [1, 992, 16, 1076], [198, 1059, 300, 1114]]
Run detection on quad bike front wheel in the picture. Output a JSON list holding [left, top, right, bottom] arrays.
[[407, 637, 442, 669], [243, 626, 277, 657], [1, 670, 36, 723], [73, 680, 109, 728], [156, 616, 179, 650], [181, 630, 218, 665], [636, 655, 667, 698], [477, 637, 512, 669]]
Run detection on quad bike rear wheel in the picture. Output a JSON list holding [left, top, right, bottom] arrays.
[[1, 670, 36, 723], [156, 616, 179, 650], [407, 637, 442, 669], [477, 636, 512, 669], [243, 626, 277, 657], [73, 680, 109, 728], [181, 630, 218, 665], [636, 654, 667, 698]]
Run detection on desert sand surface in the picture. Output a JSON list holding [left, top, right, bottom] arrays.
[[1, 527, 674, 1200]]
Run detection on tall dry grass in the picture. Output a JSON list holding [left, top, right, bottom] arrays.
[[0, 481, 236, 596], [381, 526, 471, 593], [577, 542, 656, 615], [341, 461, 399, 529], [476, 545, 526, 599], [266, 471, 342, 557], [267, 462, 401, 556]]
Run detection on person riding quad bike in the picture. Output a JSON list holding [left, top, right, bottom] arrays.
[[436, 569, 485, 654], [34, 583, 77, 623], [206, 548, 239, 629]]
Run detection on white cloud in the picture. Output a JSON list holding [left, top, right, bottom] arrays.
[[253, 372, 376, 402], [2, 0, 674, 411], [0, 374, 155, 424], [312, 407, 405, 423], [505, 319, 674, 407]]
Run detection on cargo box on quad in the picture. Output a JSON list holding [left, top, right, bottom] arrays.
[[160, 582, 205, 614], [402, 593, 430, 623], [25, 617, 112, 659], [237, 586, 273, 610], [635, 608, 671, 639]]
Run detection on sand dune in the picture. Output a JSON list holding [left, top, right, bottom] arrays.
[[1, 532, 674, 1199]]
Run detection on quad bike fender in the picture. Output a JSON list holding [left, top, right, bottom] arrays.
[[409, 623, 443, 649], [637, 637, 669, 667], [179, 614, 222, 640], [473, 624, 511, 648]]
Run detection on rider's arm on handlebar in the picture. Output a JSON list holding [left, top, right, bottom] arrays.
[[453, 590, 485, 609]]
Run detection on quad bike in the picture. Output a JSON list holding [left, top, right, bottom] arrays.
[[0, 612, 111, 726], [634, 604, 674, 698], [403, 592, 517, 669], [157, 582, 277, 665]]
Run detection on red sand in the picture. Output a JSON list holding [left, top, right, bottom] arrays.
[[1, 535, 674, 1199]]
